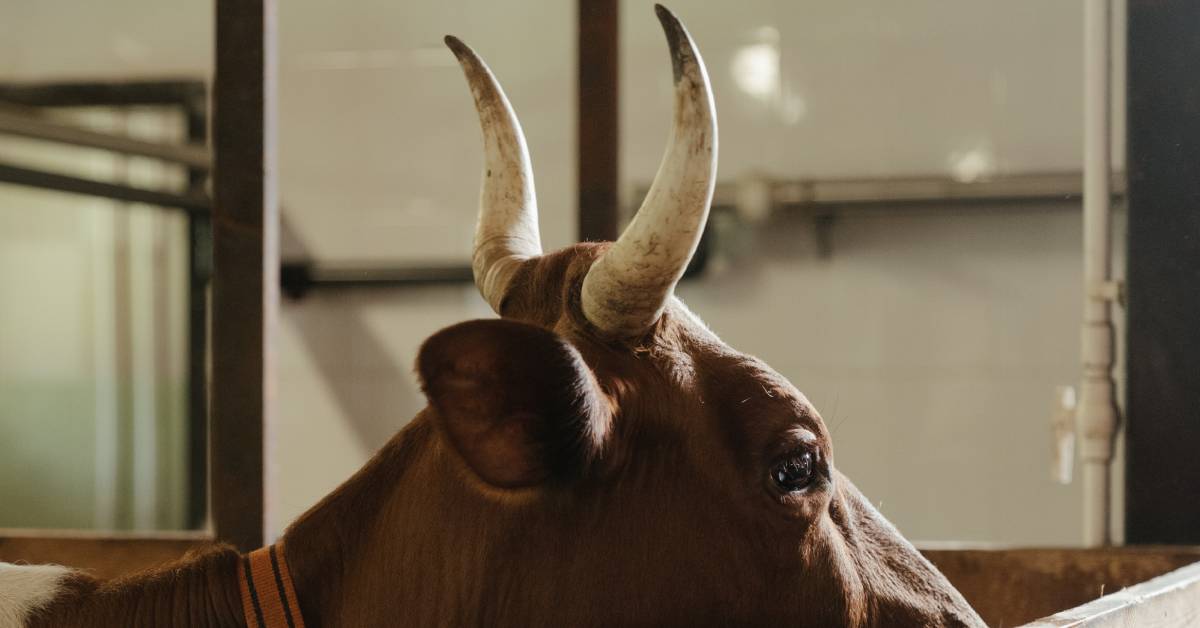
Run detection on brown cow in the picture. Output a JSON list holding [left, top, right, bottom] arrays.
[[3, 6, 985, 627]]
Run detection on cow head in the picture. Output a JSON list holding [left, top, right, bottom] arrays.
[[414, 6, 984, 626]]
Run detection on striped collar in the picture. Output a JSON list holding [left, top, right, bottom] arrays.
[[238, 543, 306, 628]]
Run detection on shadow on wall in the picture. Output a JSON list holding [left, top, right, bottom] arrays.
[[283, 297, 417, 450], [279, 215, 419, 452]]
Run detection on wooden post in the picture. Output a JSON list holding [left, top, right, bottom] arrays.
[[1021, 560, 1200, 626], [577, 0, 619, 242], [211, 0, 277, 551]]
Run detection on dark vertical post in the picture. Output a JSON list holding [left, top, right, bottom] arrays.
[[577, 0, 620, 242], [211, 0, 276, 551], [1125, 0, 1200, 544], [184, 91, 211, 530]]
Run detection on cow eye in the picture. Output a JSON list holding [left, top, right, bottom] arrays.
[[771, 450, 816, 493]]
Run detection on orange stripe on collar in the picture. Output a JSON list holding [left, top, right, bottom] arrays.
[[238, 542, 306, 628]]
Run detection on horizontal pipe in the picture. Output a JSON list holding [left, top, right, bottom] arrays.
[[0, 161, 209, 213], [0, 107, 210, 168], [308, 265, 474, 285], [280, 262, 475, 298], [676, 171, 1127, 211], [0, 80, 205, 108]]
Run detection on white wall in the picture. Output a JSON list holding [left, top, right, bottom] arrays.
[[277, 0, 576, 263], [0, 0, 1126, 545], [0, 0, 210, 80], [621, 0, 1125, 183], [273, 1, 1124, 546], [686, 206, 1126, 544], [274, 0, 1123, 545], [273, 205, 1126, 546]]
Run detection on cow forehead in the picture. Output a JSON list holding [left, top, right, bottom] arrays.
[[650, 300, 821, 423], [504, 244, 827, 437], [596, 302, 829, 449], [693, 348, 828, 445]]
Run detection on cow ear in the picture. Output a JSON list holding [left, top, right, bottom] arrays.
[[417, 319, 611, 489]]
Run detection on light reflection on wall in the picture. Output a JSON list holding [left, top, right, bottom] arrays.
[[948, 143, 998, 182], [730, 26, 806, 125]]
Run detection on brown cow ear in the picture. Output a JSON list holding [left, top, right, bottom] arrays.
[[417, 319, 611, 489]]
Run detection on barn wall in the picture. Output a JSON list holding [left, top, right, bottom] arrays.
[[0, 0, 1128, 547], [272, 0, 1126, 545], [274, 207, 1127, 546]]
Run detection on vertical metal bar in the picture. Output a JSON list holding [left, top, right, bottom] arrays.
[[90, 199, 120, 531], [1079, 0, 1118, 547], [112, 195, 135, 531], [211, 0, 276, 551], [577, 0, 620, 242], [184, 94, 210, 531]]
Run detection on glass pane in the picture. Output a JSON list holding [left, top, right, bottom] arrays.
[[0, 1, 211, 531], [621, 0, 1124, 545]]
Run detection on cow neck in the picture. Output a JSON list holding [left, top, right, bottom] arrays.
[[237, 542, 305, 628], [279, 418, 436, 626], [27, 545, 245, 628]]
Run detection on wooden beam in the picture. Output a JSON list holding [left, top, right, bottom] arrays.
[[1021, 560, 1200, 626], [577, 0, 619, 242], [922, 545, 1200, 626], [1125, 0, 1200, 544], [210, 0, 276, 551], [0, 532, 211, 581]]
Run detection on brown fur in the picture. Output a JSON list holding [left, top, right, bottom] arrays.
[[281, 244, 984, 626], [29, 243, 984, 627], [28, 546, 244, 627]]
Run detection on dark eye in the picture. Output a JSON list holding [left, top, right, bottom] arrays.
[[771, 450, 816, 493]]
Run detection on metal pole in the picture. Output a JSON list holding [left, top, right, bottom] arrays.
[[0, 161, 210, 213], [577, 0, 619, 242], [184, 97, 211, 530], [211, 0, 276, 551], [1080, 0, 1120, 547], [0, 107, 211, 168]]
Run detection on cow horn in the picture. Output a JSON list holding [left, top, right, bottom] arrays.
[[581, 5, 717, 337], [446, 35, 543, 313]]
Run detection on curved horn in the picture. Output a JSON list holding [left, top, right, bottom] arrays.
[[581, 5, 717, 337], [445, 36, 542, 312]]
